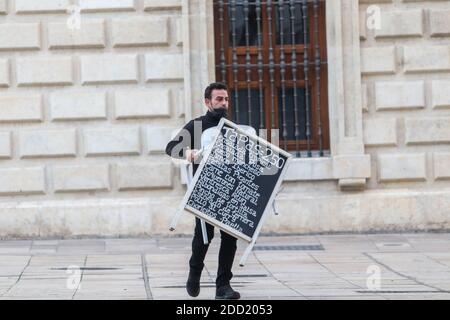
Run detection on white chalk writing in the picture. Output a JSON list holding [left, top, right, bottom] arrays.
[[187, 125, 284, 236]]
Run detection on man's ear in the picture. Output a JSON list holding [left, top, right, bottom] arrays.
[[204, 98, 212, 109]]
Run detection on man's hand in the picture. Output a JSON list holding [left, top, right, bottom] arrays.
[[186, 148, 201, 163]]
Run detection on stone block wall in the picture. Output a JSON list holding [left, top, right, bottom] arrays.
[[0, 0, 189, 237], [359, 0, 450, 189], [0, 0, 449, 237]]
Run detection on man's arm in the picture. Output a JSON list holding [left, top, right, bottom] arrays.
[[165, 120, 194, 159]]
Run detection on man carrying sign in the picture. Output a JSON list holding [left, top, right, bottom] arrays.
[[165, 83, 241, 300]]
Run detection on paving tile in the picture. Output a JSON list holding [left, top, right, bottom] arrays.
[[310, 295, 387, 300], [0, 241, 32, 247], [32, 240, 58, 246], [0, 247, 31, 255], [0, 234, 450, 299]]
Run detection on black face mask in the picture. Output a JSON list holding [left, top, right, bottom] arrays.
[[210, 107, 227, 120]]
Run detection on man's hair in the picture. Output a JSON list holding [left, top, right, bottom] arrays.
[[204, 82, 228, 100]]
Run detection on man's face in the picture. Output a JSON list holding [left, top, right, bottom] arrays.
[[205, 89, 229, 112]]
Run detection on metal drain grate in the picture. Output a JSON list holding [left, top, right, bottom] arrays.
[[378, 243, 409, 247], [157, 285, 217, 289], [253, 245, 324, 251], [156, 284, 245, 289], [51, 267, 121, 271]]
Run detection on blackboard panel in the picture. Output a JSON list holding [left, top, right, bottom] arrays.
[[184, 118, 291, 243]]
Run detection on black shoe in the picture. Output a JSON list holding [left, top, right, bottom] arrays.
[[215, 285, 241, 300], [186, 272, 201, 297]]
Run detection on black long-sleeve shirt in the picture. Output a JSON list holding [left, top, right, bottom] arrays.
[[165, 110, 222, 174]]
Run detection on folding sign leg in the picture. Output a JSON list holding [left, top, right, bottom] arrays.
[[169, 209, 209, 243], [239, 238, 257, 267], [272, 186, 284, 216], [169, 209, 182, 231], [240, 186, 285, 265], [170, 162, 209, 244], [170, 162, 191, 232], [272, 200, 279, 216], [200, 219, 209, 245]]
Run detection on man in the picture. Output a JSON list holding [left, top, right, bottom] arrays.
[[165, 82, 240, 300]]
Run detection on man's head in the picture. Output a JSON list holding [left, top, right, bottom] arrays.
[[204, 82, 229, 113]]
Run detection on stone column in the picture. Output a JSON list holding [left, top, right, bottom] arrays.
[[182, 0, 216, 120], [326, 0, 371, 190]]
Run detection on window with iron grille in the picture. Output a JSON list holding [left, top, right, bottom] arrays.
[[213, 0, 329, 157]]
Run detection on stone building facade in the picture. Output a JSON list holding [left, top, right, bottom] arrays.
[[0, 0, 448, 238]]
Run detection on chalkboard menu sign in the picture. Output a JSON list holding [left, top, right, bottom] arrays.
[[179, 118, 292, 243]]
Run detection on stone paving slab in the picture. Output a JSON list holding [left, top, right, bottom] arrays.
[[0, 233, 450, 299]]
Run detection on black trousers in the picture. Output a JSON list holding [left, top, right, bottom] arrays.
[[189, 218, 238, 288]]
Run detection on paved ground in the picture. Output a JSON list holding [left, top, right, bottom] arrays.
[[1, 233, 450, 300]]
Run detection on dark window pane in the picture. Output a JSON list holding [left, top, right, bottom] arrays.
[[275, 3, 308, 45], [230, 89, 262, 130], [228, 1, 259, 46], [214, 0, 329, 155], [278, 87, 312, 141]]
